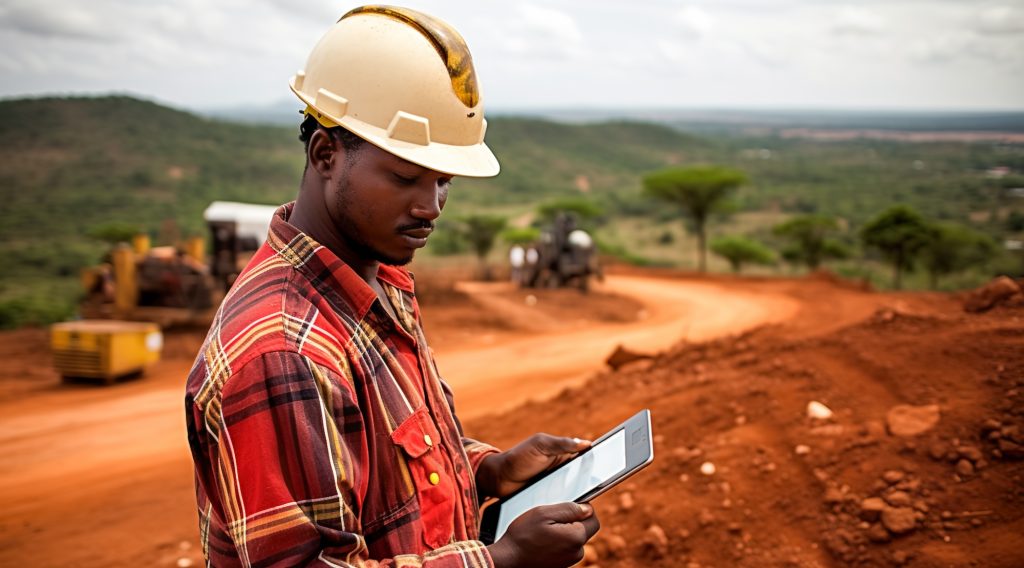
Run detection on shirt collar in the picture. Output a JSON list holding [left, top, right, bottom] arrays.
[[266, 202, 415, 319]]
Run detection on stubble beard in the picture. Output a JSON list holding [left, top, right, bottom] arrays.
[[333, 175, 415, 267]]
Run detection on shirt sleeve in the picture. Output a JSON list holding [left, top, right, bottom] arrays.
[[189, 350, 494, 568]]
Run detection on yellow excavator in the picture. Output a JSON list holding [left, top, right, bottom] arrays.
[[78, 201, 277, 327], [53, 201, 277, 382]]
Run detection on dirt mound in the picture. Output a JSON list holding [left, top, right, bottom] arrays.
[[467, 299, 1024, 567], [962, 276, 1024, 313]]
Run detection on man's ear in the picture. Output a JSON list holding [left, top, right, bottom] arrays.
[[307, 128, 340, 179]]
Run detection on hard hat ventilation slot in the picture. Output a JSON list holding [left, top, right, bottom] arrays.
[[387, 111, 431, 146], [315, 88, 349, 120]]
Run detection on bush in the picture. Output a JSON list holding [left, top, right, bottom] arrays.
[[710, 235, 776, 273]]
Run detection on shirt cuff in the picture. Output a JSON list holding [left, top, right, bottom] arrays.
[[463, 438, 502, 477], [415, 539, 494, 568]]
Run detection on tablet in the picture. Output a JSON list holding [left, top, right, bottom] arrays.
[[479, 409, 653, 544]]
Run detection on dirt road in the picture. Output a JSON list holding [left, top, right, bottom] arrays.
[[0, 273, 813, 567], [444, 275, 799, 419], [8, 269, 960, 567]]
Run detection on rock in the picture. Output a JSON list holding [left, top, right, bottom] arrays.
[[698, 508, 716, 526], [927, 441, 949, 461], [963, 276, 1022, 313], [887, 404, 941, 437], [700, 461, 717, 476], [867, 523, 891, 543], [807, 401, 834, 420], [602, 534, 627, 558], [860, 497, 887, 522], [955, 459, 975, 477], [824, 487, 845, 504], [795, 444, 811, 455], [882, 470, 905, 484], [1000, 424, 1021, 442], [893, 550, 911, 565], [619, 492, 635, 511], [647, 524, 668, 547], [958, 445, 984, 462], [605, 345, 653, 371], [176, 559, 194, 568], [981, 419, 1002, 434], [865, 420, 887, 437], [582, 543, 599, 565], [639, 524, 669, 559], [998, 438, 1024, 460], [885, 491, 912, 508], [881, 507, 917, 535]]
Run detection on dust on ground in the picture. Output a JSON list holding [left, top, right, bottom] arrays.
[[0, 268, 1021, 567]]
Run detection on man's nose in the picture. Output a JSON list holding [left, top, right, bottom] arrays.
[[410, 183, 443, 221]]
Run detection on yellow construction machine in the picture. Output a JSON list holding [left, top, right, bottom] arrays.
[[51, 320, 162, 383], [78, 201, 277, 327]]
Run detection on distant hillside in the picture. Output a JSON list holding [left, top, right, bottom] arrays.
[[0, 96, 706, 324]]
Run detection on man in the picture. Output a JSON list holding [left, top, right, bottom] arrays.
[[185, 6, 599, 567]]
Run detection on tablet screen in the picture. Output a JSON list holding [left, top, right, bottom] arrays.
[[494, 429, 627, 540]]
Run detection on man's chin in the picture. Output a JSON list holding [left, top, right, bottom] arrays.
[[379, 252, 415, 267]]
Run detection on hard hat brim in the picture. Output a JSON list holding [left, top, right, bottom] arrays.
[[291, 83, 500, 179]]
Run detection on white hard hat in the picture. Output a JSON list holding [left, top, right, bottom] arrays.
[[568, 229, 593, 249], [290, 5, 499, 178]]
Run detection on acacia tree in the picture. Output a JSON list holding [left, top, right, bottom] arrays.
[[860, 205, 931, 289], [773, 215, 850, 270], [920, 222, 998, 289], [710, 235, 775, 273], [458, 214, 507, 280], [643, 166, 747, 272]]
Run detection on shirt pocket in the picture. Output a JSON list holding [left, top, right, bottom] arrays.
[[390, 406, 456, 549]]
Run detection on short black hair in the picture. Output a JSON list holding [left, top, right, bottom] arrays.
[[298, 114, 366, 154]]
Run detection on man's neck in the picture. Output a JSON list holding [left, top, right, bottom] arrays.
[[289, 192, 380, 285]]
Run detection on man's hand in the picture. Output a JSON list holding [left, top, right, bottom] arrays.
[[478, 434, 590, 499], [487, 503, 600, 568]]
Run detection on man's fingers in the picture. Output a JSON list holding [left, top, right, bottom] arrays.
[[538, 502, 593, 524], [533, 433, 591, 456], [580, 511, 601, 539]]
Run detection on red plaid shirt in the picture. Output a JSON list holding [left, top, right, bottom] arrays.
[[185, 203, 500, 567]]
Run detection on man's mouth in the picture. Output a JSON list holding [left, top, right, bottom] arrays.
[[400, 227, 433, 239]]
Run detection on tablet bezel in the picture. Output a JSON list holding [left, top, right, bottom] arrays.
[[478, 409, 653, 544]]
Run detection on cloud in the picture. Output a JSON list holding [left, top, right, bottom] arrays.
[[832, 6, 886, 36], [518, 4, 584, 45], [674, 6, 715, 40], [976, 5, 1024, 34], [496, 4, 585, 60], [0, 1, 113, 42]]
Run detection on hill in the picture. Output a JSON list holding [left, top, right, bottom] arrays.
[[1, 96, 1022, 326], [0, 96, 706, 324]]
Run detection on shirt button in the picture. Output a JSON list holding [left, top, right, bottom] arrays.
[[429, 472, 440, 485], [423, 434, 433, 447]]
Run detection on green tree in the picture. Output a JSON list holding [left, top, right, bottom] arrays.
[[536, 197, 605, 228], [860, 205, 931, 289], [710, 235, 776, 273], [501, 227, 541, 246], [87, 222, 141, 244], [921, 222, 999, 289], [458, 214, 507, 280], [643, 166, 747, 272], [773, 215, 850, 270]]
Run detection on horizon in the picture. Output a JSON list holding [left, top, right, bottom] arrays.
[[5, 90, 1024, 120]]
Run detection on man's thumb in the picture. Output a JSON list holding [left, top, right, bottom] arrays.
[[544, 502, 593, 524]]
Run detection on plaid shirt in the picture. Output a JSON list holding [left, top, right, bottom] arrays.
[[185, 203, 500, 567]]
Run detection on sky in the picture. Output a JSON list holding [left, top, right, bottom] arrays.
[[1, 0, 1022, 113]]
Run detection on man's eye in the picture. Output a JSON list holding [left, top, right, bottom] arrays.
[[393, 173, 417, 185]]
